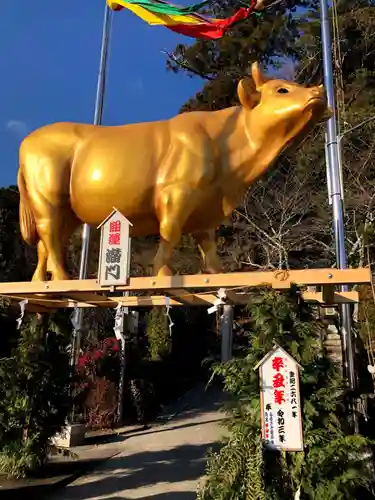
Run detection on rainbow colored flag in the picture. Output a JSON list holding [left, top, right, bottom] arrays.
[[106, 0, 257, 39]]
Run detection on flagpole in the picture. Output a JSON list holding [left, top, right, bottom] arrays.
[[71, 2, 112, 368], [319, 0, 357, 429]]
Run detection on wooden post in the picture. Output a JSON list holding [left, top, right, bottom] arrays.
[[220, 305, 234, 362], [116, 309, 127, 425]]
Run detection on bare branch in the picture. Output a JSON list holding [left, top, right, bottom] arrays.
[[162, 50, 214, 81]]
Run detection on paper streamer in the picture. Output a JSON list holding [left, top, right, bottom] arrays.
[[207, 288, 227, 314], [70, 303, 80, 331], [16, 299, 28, 329], [164, 296, 174, 336], [295, 486, 301, 500], [114, 302, 125, 341]]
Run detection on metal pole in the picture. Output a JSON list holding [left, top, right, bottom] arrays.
[[319, 0, 356, 395], [71, 4, 112, 361]]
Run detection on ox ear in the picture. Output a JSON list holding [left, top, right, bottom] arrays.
[[237, 77, 261, 110], [251, 61, 266, 90]]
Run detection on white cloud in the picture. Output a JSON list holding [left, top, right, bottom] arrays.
[[6, 120, 28, 137]]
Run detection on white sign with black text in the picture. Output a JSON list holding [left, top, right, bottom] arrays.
[[254, 345, 304, 451], [97, 208, 132, 287]]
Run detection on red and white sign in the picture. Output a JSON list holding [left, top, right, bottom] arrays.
[[254, 345, 303, 451], [97, 208, 132, 287]]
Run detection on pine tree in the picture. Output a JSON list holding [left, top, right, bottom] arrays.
[[198, 289, 374, 499]]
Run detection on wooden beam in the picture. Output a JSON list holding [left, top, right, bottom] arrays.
[[11, 290, 358, 313], [24, 303, 54, 313], [117, 296, 183, 307], [0, 268, 369, 296], [63, 292, 111, 303], [224, 290, 249, 304], [303, 290, 359, 304], [17, 295, 187, 309], [168, 289, 217, 306]]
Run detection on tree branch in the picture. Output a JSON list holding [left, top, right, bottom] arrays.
[[162, 50, 215, 81]]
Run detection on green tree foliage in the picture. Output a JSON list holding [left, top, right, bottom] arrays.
[[146, 307, 171, 361], [0, 187, 39, 358], [198, 290, 374, 499], [0, 312, 73, 478], [167, 0, 319, 112], [0, 186, 35, 282]]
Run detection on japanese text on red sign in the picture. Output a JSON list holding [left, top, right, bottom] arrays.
[[272, 356, 286, 442], [272, 356, 285, 405]]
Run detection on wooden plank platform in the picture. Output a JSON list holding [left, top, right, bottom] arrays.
[[0, 268, 369, 312]]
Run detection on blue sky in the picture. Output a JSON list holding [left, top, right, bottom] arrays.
[[0, 0, 202, 187]]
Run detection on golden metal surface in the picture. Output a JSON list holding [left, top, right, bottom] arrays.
[[18, 62, 330, 281]]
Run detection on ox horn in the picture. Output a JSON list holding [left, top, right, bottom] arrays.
[[251, 62, 265, 89], [321, 106, 334, 121]]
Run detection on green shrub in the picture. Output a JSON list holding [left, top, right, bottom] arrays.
[[146, 307, 171, 361], [0, 312, 73, 478]]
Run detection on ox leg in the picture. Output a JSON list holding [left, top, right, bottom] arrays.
[[153, 187, 194, 276], [35, 207, 79, 281], [195, 230, 224, 274], [36, 215, 71, 281], [32, 240, 48, 281], [153, 239, 174, 277]]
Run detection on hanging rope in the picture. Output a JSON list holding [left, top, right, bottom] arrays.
[[164, 296, 174, 336], [114, 302, 125, 340], [70, 303, 81, 331]]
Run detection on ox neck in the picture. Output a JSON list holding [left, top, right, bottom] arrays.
[[216, 107, 287, 183], [206, 107, 291, 213]]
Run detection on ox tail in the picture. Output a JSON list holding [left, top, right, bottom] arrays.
[[17, 167, 38, 246]]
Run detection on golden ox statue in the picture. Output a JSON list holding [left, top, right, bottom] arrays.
[[17, 62, 330, 280]]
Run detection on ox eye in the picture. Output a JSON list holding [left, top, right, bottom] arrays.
[[277, 88, 289, 94]]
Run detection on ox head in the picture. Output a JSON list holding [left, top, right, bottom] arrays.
[[237, 62, 332, 152]]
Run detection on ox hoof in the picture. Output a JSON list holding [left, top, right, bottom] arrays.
[[32, 271, 47, 282], [157, 266, 173, 277], [52, 272, 71, 281], [205, 265, 224, 274]]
